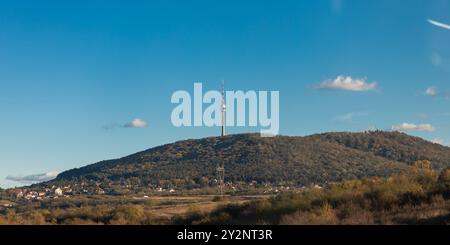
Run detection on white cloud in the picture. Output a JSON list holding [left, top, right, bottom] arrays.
[[103, 118, 149, 130], [423, 87, 450, 98], [6, 171, 59, 184], [428, 19, 450, 30], [392, 123, 436, 132], [425, 86, 437, 96], [124, 118, 148, 128], [315, 76, 377, 92]]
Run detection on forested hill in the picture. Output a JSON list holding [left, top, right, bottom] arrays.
[[308, 131, 450, 169], [53, 131, 450, 186]]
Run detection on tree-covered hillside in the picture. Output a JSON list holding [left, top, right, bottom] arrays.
[[313, 131, 450, 169], [48, 131, 450, 188]]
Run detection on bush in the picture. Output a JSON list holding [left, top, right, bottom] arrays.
[[175, 169, 450, 225]]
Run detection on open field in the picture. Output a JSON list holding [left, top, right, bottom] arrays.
[[0, 193, 271, 225], [146, 195, 270, 219]]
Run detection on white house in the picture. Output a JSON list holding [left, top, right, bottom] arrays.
[[54, 188, 63, 196]]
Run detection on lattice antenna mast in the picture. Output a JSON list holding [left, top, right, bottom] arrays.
[[216, 165, 225, 198], [217, 81, 226, 199], [221, 80, 226, 137]]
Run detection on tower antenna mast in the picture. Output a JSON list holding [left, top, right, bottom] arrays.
[[217, 80, 226, 199], [221, 80, 226, 137]]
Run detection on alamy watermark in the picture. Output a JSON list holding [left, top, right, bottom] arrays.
[[171, 83, 279, 136]]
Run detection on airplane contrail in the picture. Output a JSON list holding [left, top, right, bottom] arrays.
[[428, 19, 450, 30]]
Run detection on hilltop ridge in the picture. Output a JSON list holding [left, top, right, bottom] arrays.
[[48, 131, 450, 187]]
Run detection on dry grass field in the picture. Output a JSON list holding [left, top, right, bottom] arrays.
[[144, 195, 270, 219]]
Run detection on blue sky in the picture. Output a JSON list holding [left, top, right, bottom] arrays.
[[1, 0, 450, 187]]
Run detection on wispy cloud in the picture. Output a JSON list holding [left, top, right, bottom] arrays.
[[102, 123, 121, 130], [425, 86, 437, 96], [392, 123, 435, 132], [428, 19, 450, 30], [431, 52, 442, 66], [103, 118, 148, 130], [124, 118, 148, 128], [6, 171, 59, 184], [415, 113, 429, 119], [314, 76, 377, 92], [424, 86, 450, 98], [334, 112, 368, 123]]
